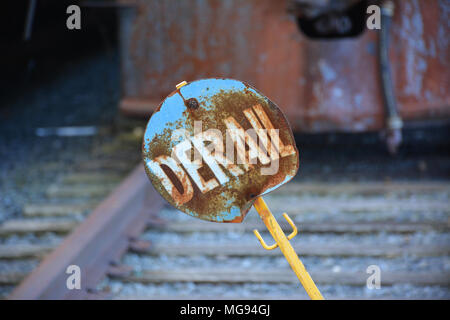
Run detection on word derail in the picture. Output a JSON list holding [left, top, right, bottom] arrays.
[[143, 78, 299, 222], [147, 104, 296, 206]]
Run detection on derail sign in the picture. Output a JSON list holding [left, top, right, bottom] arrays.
[[143, 79, 299, 223]]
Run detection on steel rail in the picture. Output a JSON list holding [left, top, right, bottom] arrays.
[[9, 164, 163, 300]]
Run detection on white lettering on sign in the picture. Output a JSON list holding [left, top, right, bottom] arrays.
[[191, 129, 244, 184], [173, 139, 219, 193], [149, 155, 194, 205], [147, 104, 296, 206]]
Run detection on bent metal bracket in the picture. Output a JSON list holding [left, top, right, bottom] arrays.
[[143, 78, 299, 223]]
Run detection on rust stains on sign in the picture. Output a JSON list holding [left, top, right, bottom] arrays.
[[143, 78, 299, 223]]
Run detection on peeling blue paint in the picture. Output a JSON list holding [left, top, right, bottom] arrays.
[[143, 78, 298, 223]]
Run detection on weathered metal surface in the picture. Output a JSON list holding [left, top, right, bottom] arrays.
[[142, 79, 299, 223], [118, 0, 449, 132]]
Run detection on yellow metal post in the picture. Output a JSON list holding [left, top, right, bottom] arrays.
[[253, 197, 324, 300]]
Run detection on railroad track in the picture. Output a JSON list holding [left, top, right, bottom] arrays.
[[0, 124, 144, 299], [6, 162, 450, 299]]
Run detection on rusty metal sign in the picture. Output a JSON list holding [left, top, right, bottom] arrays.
[[143, 78, 299, 223]]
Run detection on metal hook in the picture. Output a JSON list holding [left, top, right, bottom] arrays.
[[282, 212, 298, 239], [253, 229, 278, 250], [253, 213, 298, 250]]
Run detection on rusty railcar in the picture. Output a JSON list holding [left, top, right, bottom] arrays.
[[117, 0, 449, 151]]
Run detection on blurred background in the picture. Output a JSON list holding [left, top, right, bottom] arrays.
[[0, 0, 449, 299]]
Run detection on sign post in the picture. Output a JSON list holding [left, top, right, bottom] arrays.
[[253, 197, 323, 300], [143, 78, 323, 299]]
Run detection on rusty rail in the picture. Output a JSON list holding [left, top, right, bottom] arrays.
[[9, 164, 163, 299]]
